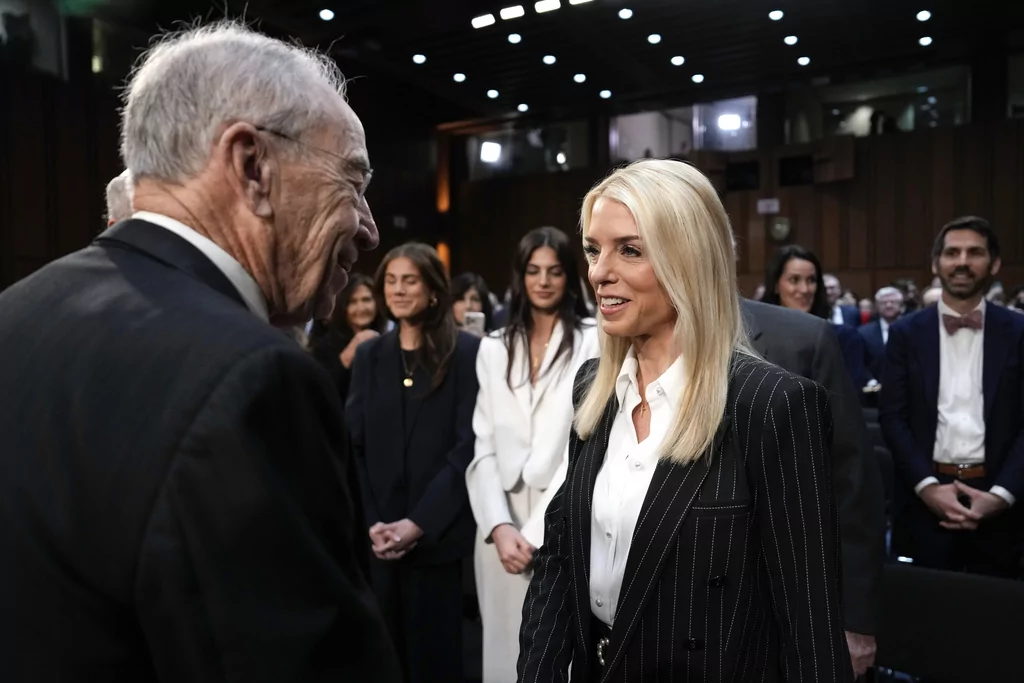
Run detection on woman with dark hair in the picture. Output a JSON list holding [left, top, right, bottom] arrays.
[[346, 243, 480, 683], [763, 245, 873, 390], [466, 226, 597, 681], [308, 273, 388, 402], [451, 271, 495, 332]]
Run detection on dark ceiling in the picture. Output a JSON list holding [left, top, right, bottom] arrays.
[[90, 0, 1024, 125]]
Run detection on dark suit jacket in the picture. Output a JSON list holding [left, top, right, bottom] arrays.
[[518, 356, 852, 683], [879, 304, 1024, 499], [836, 324, 874, 389], [858, 320, 887, 380], [0, 220, 399, 682], [346, 329, 480, 564], [742, 299, 884, 635], [835, 304, 861, 328]]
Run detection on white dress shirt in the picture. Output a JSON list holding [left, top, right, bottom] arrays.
[[132, 211, 269, 322], [590, 349, 684, 626], [914, 299, 1015, 505], [880, 318, 891, 345], [831, 305, 845, 326]]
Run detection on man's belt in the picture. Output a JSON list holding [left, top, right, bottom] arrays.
[[934, 462, 986, 480]]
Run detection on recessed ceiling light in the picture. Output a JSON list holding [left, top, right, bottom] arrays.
[[453, 73, 466, 82], [919, 36, 933, 46], [542, 54, 557, 65], [487, 89, 499, 99], [574, 73, 586, 83], [618, 8, 633, 19], [917, 85, 928, 93], [927, 95, 937, 104], [917, 10, 932, 21], [535, 0, 560, 13], [599, 89, 612, 99], [472, 14, 496, 28], [768, 10, 784, 21], [648, 33, 661, 44], [784, 35, 798, 45], [508, 33, 522, 43], [556, 152, 567, 164], [670, 55, 685, 66], [319, 8, 335, 21], [480, 141, 502, 163], [412, 54, 426, 64], [518, 103, 529, 112], [692, 73, 704, 83], [500, 5, 525, 20], [569, 0, 592, 4], [797, 56, 810, 66]]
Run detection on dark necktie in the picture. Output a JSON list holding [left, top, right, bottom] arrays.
[[942, 309, 983, 335]]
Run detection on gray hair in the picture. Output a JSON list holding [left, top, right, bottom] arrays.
[[874, 286, 903, 301], [105, 169, 134, 223], [121, 21, 347, 181]]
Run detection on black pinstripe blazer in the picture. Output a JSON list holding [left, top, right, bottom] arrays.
[[518, 355, 853, 683]]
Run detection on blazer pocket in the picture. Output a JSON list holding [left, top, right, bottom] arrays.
[[690, 499, 752, 518]]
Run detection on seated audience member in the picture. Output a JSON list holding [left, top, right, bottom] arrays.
[[309, 273, 388, 403], [881, 216, 1024, 578], [825, 272, 861, 327], [105, 169, 134, 225], [860, 286, 904, 380], [1009, 284, 1024, 312], [893, 277, 922, 313], [451, 271, 494, 333], [0, 22, 398, 682], [859, 297, 875, 324]]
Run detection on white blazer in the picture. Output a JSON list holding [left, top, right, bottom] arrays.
[[467, 319, 599, 541]]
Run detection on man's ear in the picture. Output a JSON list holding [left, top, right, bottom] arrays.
[[991, 257, 1002, 277], [218, 122, 275, 219]]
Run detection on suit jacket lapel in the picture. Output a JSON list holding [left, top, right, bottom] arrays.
[[97, 219, 248, 311], [531, 323, 569, 413], [918, 307, 941, 420], [743, 305, 768, 361], [509, 334, 534, 420], [600, 417, 731, 683], [982, 305, 1010, 421]]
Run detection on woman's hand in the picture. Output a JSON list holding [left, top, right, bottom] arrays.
[[491, 524, 536, 574], [369, 519, 423, 561], [340, 330, 380, 368]]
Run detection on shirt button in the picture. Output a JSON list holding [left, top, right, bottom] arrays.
[[633, 460, 642, 470], [605, 530, 612, 538], [596, 598, 604, 607], [656, 387, 665, 396]]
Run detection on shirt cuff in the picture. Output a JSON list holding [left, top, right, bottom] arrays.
[[990, 486, 1016, 507], [914, 477, 940, 496]]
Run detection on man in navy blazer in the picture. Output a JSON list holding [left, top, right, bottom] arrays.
[[825, 273, 862, 327], [880, 216, 1024, 577], [859, 286, 904, 380]]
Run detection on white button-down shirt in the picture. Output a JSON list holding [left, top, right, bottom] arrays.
[[880, 318, 891, 345], [914, 299, 1014, 505], [590, 349, 684, 626], [133, 211, 268, 322]]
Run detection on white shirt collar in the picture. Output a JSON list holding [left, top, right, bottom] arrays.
[[614, 346, 685, 412], [937, 297, 986, 320], [132, 211, 269, 322]]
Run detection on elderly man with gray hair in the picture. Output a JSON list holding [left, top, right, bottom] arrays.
[[105, 169, 134, 225], [859, 285, 905, 380], [0, 22, 399, 683]]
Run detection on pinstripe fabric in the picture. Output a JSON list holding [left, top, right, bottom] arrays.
[[518, 356, 853, 683]]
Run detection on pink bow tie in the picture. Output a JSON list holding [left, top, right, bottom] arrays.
[[942, 310, 983, 334]]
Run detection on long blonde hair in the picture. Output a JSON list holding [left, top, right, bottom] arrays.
[[574, 159, 755, 465]]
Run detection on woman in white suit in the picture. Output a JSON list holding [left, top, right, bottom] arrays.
[[467, 227, 598, 682]]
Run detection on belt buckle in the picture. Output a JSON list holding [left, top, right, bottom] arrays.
[[596, 637, 610, 666]]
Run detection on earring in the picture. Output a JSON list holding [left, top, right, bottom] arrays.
[[430, 295, 438, 307]]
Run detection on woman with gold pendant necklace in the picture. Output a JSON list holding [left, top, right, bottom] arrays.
[[466, 227, 597, 682], [346, 242, 480, 683]]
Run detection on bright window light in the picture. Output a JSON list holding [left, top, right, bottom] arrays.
[[618, 8, 632, 19], [797, 56, 810, 66], [718, 114, 741, 131], [556, 152, 567, 164], [670, 55, 685, 66], [412, 54, 426, 64], [784, 35, 798, 45], [480, 142, 502, 163], [647, 33, 661, 44], [453, 73, 466, 83], [500, 5, 525, 20], [487, 89, 500, 99], [599, 89, 612, 99], [574, 73, 586, 83], [472, 14, 496, 28], [319, 9, 335, 21], [768, 10, 784, 20], [916, 10, 931, 21], [919, 36, 933, 46], [691, 73, 704, 83], [518, 103, 529, 112], [535, 0, 560, 13], [543, 54, 557, 65], [508, 33, 522, 43]]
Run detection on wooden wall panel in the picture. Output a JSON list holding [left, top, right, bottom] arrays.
[[8, 76, 52, 259]]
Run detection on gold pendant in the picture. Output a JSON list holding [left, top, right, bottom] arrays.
[[403, 377, 414, 388]]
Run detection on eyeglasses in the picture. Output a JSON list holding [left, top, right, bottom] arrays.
[[255, 125, 373, 199]]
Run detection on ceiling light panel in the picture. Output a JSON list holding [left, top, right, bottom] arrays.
[[535, 0, 560, 13], [500, 5, 525, 20], [768, 10, 784, 20], [472, 14, 496, 28], [319, 9, 334, 21], [784, 35, 798, 45], [916, 10, 932, 21], [508, 33, 522, 43], [543, 54, 557, 65], [599, 90, 612, 99], [618, 8, 632, 19], [648, 33, 661, 44], [671, 55, 685, 66]]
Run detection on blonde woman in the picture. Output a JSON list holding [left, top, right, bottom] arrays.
[[517, 160, 852, 683]]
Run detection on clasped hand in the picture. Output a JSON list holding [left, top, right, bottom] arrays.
[[491, 524, 536, 575], [369, 519, 423, 561], [920, 480, 1008, 531]]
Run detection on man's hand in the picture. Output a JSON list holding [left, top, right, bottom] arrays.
[[845, 631, 876, 678], [491, 524, 536, 575], [369, 520, 423, 561], [945, 480, 1009, 528], [340, 329, 380, 368], [919, 482, 982, 530]]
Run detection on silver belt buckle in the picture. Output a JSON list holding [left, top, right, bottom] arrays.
[[596, 637, 610, 666]]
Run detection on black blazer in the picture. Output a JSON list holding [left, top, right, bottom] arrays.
[[858, 320, 887, 380], [518, 355, 853, 683], [880, 304, 1024, 499], [0, 220, 399, 682], [346, 329, 480, 564], [742, 299, 884, 635]]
